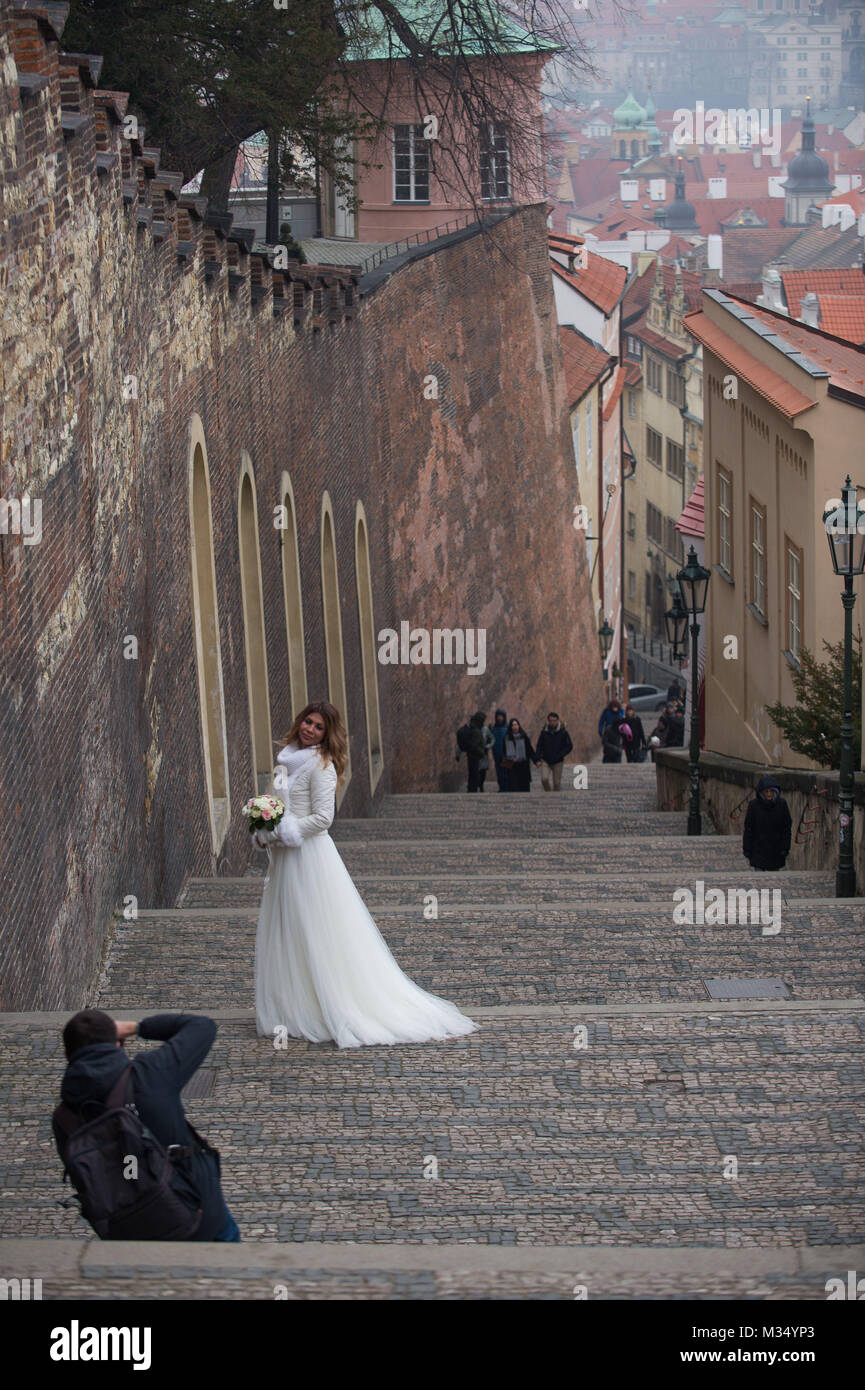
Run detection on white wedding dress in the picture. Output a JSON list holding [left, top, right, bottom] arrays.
[[254, 742, 478, 1048]]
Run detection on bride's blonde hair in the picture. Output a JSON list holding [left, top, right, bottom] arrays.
[[279, 701, 348, 781]]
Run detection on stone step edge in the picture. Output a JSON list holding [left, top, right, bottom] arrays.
[[0, 1238, 861, 1279], [3, 998, 863, 1030], [184, 871, 823, 888], [118, 898, 862, 919]]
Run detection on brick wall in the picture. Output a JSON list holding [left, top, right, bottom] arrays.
[[0, 2, 603, 1009]]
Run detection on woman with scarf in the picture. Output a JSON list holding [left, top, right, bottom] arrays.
[[252, 701, 477, 1047], [501, 716, 538, 792]]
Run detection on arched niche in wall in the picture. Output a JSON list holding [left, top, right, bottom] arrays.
[[279, 470, 308, 719], [320, 492, 351, 805], [354, 501, 384, 794], [188, 414, 231, 853], [238, 455, 274, 794]]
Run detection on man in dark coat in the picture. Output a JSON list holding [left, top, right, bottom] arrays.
[[743, 775, 793, 871], [536, 712, 573, 790], [465, 711, 490, 792], [490, 708, 509, 791], [54, 1010, 238, 1241], [621, 704, 647, 762], [653, 703, 685, 748], [601, 716, 623, 762]]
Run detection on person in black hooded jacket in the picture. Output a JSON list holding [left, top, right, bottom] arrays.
[[742, 775, 793, 871], [53, 1010, 238, 1241]]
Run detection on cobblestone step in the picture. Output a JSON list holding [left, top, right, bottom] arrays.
[[181, 868, 837, 909], [332, 814, 690, 838], [1, 1011, 862, 1250], [93, 906, 865, 1010], [3, 777, 860, 1300]]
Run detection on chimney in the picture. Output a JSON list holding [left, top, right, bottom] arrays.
[[799, 291, 820, 327], [759, 267, 786, 312]]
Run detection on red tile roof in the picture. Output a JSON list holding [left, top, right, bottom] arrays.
[[814, 295, 865, 345], [716, 227, 803, 281], [602, 365, 626, 422], [549, 232, 585, 254], [684, 309, 816, 420], [558, 325, 616, 406], [730, 296, 865, 395], [550, 251, 627, 316], [624, 359, 642, 386], [780, 269, 865, 317], [677, 475, 704, 541], [820, 186, 865, 211]]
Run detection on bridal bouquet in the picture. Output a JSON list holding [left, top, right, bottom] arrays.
[[241, 794, 285, 835]]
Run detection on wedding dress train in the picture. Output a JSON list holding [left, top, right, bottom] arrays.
[[254, 743, 478, 1048]]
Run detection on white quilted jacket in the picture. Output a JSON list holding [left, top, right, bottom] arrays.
[[270, 753, 338, 847]]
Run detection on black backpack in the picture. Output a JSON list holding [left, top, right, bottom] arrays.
[[53, 1066, 205, 1240], [456, 724, 473, 752]]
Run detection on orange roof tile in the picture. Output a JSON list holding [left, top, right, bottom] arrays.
[[549, 231, 585, 253], [558, 325, 616, 405], [550, 251, 627, 316], [684, 309, 816, 420], [814, 295, 865, 345], [602, 365, 626, 422], [730, 296, 865, 394], [677, 475, 704, 541], [780, 269, 865, 316]]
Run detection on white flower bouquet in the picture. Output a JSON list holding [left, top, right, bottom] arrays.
[[241, 794, 285, 835]]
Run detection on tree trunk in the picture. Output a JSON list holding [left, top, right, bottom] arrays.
[[267, 129, 281, 244], [199, 146, 239, 215]]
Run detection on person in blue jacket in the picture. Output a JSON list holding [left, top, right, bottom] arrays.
[[490, 708, 509, 791], [54, 1010, 239, 1241]]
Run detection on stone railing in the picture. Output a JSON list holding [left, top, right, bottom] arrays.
[[654, 746, 865, 889]]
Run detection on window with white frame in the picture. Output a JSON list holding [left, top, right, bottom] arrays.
[[751, 500, 766, 618], [585, 399, 593, 467], [572, 412, 581, 474], [787, 541, 802, 661], [718, 466, 732, 576], [480, 123, 511, 200], [393, 125, 430, 201]]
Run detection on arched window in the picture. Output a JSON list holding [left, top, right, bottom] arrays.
[[279, 470, 308, 718], [320, 493, 351, 804], [355, 503, 384, 793], [188, 415, 230, 853], [619, 139, 627, 158], [238, 456, 273, 793]]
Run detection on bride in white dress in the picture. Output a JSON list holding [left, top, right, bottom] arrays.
[[253, 701, 478, 1049]]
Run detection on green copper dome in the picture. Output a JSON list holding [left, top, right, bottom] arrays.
[[613, 92, 648, 129]]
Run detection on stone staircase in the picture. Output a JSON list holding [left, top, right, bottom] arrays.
[[0, 764, 863, 1299]]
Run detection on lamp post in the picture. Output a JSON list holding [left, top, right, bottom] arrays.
[[665, 584, 689, 660], [823, 477, 865, 897], [599, 616, 614, 690], [676, 545, 711, 835]]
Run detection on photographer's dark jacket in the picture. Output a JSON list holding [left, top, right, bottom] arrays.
[[53, 1013, 229, 1240]]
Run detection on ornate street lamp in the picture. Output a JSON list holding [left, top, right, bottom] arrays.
[[599, 617, 614, 673], [664, 585, 689, 659], [823, 478, 865, 896], [676, 545, 711, 835]]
